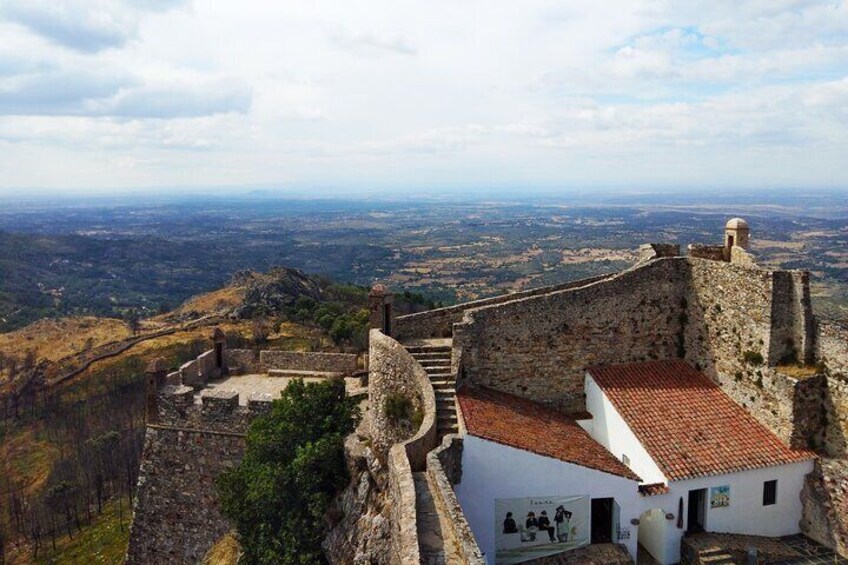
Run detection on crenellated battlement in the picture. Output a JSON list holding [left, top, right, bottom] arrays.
[[155, 383, 273, 434]]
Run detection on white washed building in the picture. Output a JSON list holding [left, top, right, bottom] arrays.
[[453, 360, 815, 565]]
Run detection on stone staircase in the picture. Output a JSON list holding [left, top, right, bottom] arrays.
[[404, 341, 458, 438]]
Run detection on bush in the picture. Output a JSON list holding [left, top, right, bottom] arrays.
[[384, 393, 413, 423], [742, 350, 764, 366], [216, 378, 360, 565]]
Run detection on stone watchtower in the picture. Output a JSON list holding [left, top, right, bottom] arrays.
[[144, 358, 167, 424], [724, 217, 750, 252], [369, 283, 394, 336]]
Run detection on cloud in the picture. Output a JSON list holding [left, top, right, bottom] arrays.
[[0, 0, 135, 52], [332, 29, 416, 57], [0, 0, 847, 191], [0, 0, 190, 53], [104, 82, 252, 118]]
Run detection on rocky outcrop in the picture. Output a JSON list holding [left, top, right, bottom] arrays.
[[234, 267, 325, 319]]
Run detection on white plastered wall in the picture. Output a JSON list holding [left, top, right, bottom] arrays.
[[454, 435, 642, 564]]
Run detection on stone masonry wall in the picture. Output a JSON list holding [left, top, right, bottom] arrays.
[[817, 322, 848, 456], [259, 350, 358, 373], [769, 270, 814, 366], [683, 258, 818, 447], [224, 348, 260, 374], [368, 329, 437, 468], [453, 258, 688, 412], [127, 386, 273, 564], [394, 274, 612, 341], [126, 426, 246, 565], [387, 444, 421, 564], [426, 435, 485, 564]]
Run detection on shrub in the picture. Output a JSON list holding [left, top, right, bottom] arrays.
[[742, 350, 764, 366], [384, 393, 413, 423], [216, 378, 360, 565]]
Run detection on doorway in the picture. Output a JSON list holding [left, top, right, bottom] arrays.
[[215, 342, 223, 368], [687, 489, 706, 533], [383, 304, 392, 335], [591, 498, 614, 544]]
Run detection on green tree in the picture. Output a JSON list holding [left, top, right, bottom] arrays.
[[216, 378, 360, 564]]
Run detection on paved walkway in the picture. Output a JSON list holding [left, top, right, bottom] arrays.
[[414, 472, 460, 565]]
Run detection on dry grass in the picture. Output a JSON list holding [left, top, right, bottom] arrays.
[[775, 364, 821, 379], [1, 428, 59, 495], [0, 316, 132, 364], [154, 286, 246, 322], [203, 532, 241, 565]]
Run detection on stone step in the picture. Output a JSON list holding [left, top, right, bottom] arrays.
[[427, 372, 453, 379], [417, 359, 451, 367], [405, 345, 452, 354], [410, 350, 452, 357], [436, 397, 455, 406], [435, 389, 455, 397], [431, 382, 456, 391]]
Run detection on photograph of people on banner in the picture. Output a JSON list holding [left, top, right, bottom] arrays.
[[495, 495, 590, 564]]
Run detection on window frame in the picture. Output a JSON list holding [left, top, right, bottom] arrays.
[[762, 479, 777, 506]]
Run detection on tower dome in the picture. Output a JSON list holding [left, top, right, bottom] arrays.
[[724, 217, 750, 250]]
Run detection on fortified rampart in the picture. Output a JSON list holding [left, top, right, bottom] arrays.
[[126, 384, 272, 564], [394, 273, 612, 341], [452, 258, 689, 412]]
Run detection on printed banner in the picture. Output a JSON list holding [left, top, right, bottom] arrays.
[[495, 495, 590, 565]]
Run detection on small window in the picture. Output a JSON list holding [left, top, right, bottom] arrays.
[[622, 454, 630, 466], [763, 480, 777, 506]]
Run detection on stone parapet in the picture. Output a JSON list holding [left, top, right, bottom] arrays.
[[394, 274, 612, 341], [368, 329, 437, 468], [157, 385, 272, 434], [688, 244, 726, 262], [426, 435, 485, 564], [388, 444, 421, 565], [259, 350, 358, 373]]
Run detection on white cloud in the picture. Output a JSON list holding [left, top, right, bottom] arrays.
[[0, 0, 847, 192]]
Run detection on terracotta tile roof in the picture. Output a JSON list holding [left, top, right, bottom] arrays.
[[456, 386, 640, 481], [638, 482, 670, 497], [588, 359, 815, 482]]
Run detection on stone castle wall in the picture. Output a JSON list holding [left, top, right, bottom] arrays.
[[816, 322, 848, 456], [683, 259, 818, 447], [127, 385, 273, 564], [394, 274, 612, 341], [126, 426, 246, 565], [223, 348, 260, 374], [453, 258, 688, 412]]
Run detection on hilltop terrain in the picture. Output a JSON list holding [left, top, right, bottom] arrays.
[[0, 265, 418, 564], [1, 193, 846, 333]]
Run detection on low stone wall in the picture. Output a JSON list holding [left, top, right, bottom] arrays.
[[638, 243, 681, 263], [730, 245, 757, 267], [388, 444, 421, 565], [177, 348, 223, 388], [688, 244, 726, 261], [426, 435, 485, 564], [368, 330, 437, 468], [126, 426, 246, 564], [259, 350, 357, 374], [394, 274, 612, 341], [224, 348, 260, 374]]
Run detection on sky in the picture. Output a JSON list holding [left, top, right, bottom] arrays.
[[0, 0, 847, 195]]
